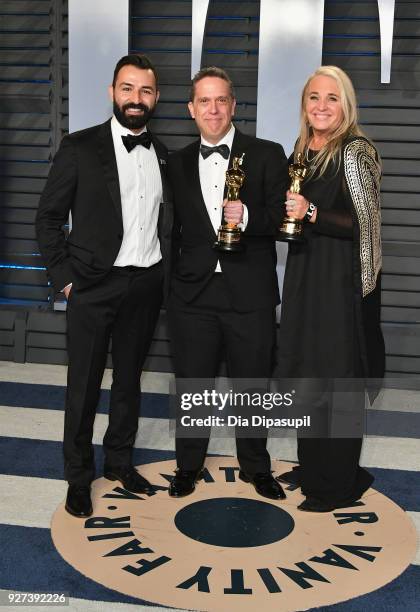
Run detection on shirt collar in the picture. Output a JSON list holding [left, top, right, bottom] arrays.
[[111, 114, 148, 137], [200, 124, 235, 150]]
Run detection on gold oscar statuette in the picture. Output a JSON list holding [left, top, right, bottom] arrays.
[[277, 152, 307, 243], [213, 153, 246, 252]]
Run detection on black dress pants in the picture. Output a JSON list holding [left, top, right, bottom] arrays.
[[168, 274, 276, 475], [64, 263, 163, 485]]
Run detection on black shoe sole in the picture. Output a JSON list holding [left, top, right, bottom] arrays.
[[256, 488, 287, 500], [168, 486, 195, 498], [65, 503, 93, 518]]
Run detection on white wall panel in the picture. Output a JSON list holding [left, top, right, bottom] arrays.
[[68, 0, 129, 133]]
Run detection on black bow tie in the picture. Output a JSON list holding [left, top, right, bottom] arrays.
[[200, 143, 230, 160], [121, 132, 152, 153]]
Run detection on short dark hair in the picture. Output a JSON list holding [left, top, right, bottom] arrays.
[[112, 54, 159, 90], [189, 66, 235, 101]]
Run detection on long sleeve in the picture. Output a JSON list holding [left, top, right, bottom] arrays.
[[309, 161, 354, 238], [167, 155, 183, 271], [309, 139, 381, 253], [35, 136, 77, 291], [244, 141, 289, 236], [343, 138, 382, 296], [313, 208, 353, 238]]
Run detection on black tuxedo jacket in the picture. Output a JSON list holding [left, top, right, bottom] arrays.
[[36, 119, 172, 295], [168, 128, 289, 311]]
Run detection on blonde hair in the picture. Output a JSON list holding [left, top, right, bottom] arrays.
[[295, 65, 368, 177]]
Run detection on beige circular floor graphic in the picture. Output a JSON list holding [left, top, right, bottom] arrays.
[[51, 457, 417, 612]]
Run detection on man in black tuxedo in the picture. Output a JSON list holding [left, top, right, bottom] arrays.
[[36, 54, 171, 517], [168, 67, 289, 499]]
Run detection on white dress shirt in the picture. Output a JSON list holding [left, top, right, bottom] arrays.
[[111, 115, 163, 268], [199, 125, 247, 272]]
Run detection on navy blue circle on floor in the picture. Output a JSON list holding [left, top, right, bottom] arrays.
[[174, 497, 295, 547]]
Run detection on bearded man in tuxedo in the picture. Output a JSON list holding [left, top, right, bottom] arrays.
[[36, 54, 171, 517]]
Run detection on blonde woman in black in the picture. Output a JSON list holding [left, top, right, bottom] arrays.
[[276, 66, 385, 512]]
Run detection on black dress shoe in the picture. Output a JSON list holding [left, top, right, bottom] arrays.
[[169, 469, 204, 497], [276, 468, 301, 486], [239, 471, 286, 500], [65, 485, 93, 517], [104, 465, 154, 495]]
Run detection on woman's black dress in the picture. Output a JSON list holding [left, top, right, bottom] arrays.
[[277, 141, 384, 506]]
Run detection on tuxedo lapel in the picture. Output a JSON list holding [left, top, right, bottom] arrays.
[[224, 128, 251, 199], [183, 140, 216, 237], [97, 120, 122, 224], [150, 132, 170, 203]]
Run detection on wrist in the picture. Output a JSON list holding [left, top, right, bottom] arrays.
[[304, 202, 317, 223]]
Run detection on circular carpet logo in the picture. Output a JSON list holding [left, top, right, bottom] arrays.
[[51, 457, 417, 611]]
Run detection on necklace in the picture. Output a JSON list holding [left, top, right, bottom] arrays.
[[305, 147, 316, 163]]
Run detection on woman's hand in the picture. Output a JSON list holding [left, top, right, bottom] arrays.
[[285, 190, 310, 220]]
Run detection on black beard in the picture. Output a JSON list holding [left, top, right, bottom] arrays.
[[113, 101, 155, 130]]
